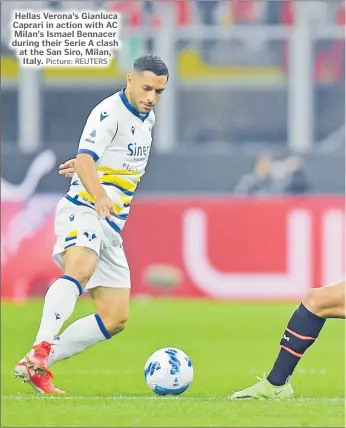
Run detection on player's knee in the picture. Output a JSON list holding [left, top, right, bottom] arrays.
[[91, 288, 130, 336], [63, 247, 98, 286], [64, 267, 94, 287], [302, 288, 325, 317]]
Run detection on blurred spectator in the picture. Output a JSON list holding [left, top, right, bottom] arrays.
[[197, 0, 219, 26], [47, 0, 108, 10], [47, 0, 61, 8], [234, 154, 279, 196], [267, 1, 281, 25], [197, 0, 220, 63], [283, 156, 311, 195]]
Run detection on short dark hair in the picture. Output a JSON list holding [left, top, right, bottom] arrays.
[[133, 54, 169, 80]]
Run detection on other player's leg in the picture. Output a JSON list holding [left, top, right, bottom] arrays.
[[302, 279, 345, 319], [230, 280, 345, 399]]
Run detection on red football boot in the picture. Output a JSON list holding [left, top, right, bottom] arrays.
[[14, 362, 65, 394], [25, 341, 52, 374]]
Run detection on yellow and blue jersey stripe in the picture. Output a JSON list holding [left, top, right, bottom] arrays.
[[64, 230, 78, 250], [65, 168, 141, 235]]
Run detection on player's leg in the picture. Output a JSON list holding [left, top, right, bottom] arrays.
[[230, 280, 345, 399], [302, 280, 345, 319], [15, 199, 102, 392], [89, 286, 130, 335], [47, 243, 131, 367], [15, 246, 99, 394], [48, 288, 130, 366], [30, 246, 98, 352]]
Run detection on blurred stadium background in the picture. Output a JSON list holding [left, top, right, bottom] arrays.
[[1, 0, 344, 302]]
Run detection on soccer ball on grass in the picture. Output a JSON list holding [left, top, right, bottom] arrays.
[[144, 347, 193, 396]]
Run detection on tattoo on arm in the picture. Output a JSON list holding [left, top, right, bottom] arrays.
[[82, 247, 97, 255]]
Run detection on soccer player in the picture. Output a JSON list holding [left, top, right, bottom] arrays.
[[230, 279, 345, 399], [15, 54, 169, 394]]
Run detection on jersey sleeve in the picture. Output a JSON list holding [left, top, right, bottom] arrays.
[[77, 107, 118, 162]]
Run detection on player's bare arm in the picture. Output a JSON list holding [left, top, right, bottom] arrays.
[[75, 153, 114, 220], [60, 156, 114, 220]]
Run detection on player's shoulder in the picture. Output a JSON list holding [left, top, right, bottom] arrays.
[[91, 92, 120, 117], [84, 93, 119, 128]]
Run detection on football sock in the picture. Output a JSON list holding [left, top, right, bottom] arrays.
[[34, 275, 83, 345], [48, 314, 111, 366], [267, 303, 326, 386]]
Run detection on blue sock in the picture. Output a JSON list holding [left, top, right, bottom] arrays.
[[267, 304, 326, 386]]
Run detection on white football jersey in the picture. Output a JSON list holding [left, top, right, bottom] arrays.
[[65, 89, 155, 235]]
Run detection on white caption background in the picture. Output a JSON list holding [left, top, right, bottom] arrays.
[[9, 10, 122, 68]]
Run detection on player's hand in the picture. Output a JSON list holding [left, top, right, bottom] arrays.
[[95, 195, 115, 220], [59, 158, 76, 178]]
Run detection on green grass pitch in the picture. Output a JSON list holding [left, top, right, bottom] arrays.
[[1, 298, 345, 427]]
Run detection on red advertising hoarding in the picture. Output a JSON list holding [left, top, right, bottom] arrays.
[[1, 196, 344, 302]]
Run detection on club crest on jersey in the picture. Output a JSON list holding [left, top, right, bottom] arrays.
[[82, 230, 97, 241]]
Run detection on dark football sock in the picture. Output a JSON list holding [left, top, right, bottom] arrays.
[[267, 304, 326, 386]]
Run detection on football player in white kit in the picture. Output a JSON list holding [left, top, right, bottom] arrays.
[[14, 55, 169, 394]]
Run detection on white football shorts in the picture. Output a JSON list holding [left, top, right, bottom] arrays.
[[52, 197, 131, 290]]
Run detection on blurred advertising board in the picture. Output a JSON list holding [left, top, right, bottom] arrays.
[[1, 195, 344, 302]]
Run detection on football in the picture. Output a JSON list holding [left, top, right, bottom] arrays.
[[144, 347, 193, 396]]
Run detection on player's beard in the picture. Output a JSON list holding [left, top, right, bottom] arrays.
[[135, 99, 148, 114], [128, 91, 152, 114]]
